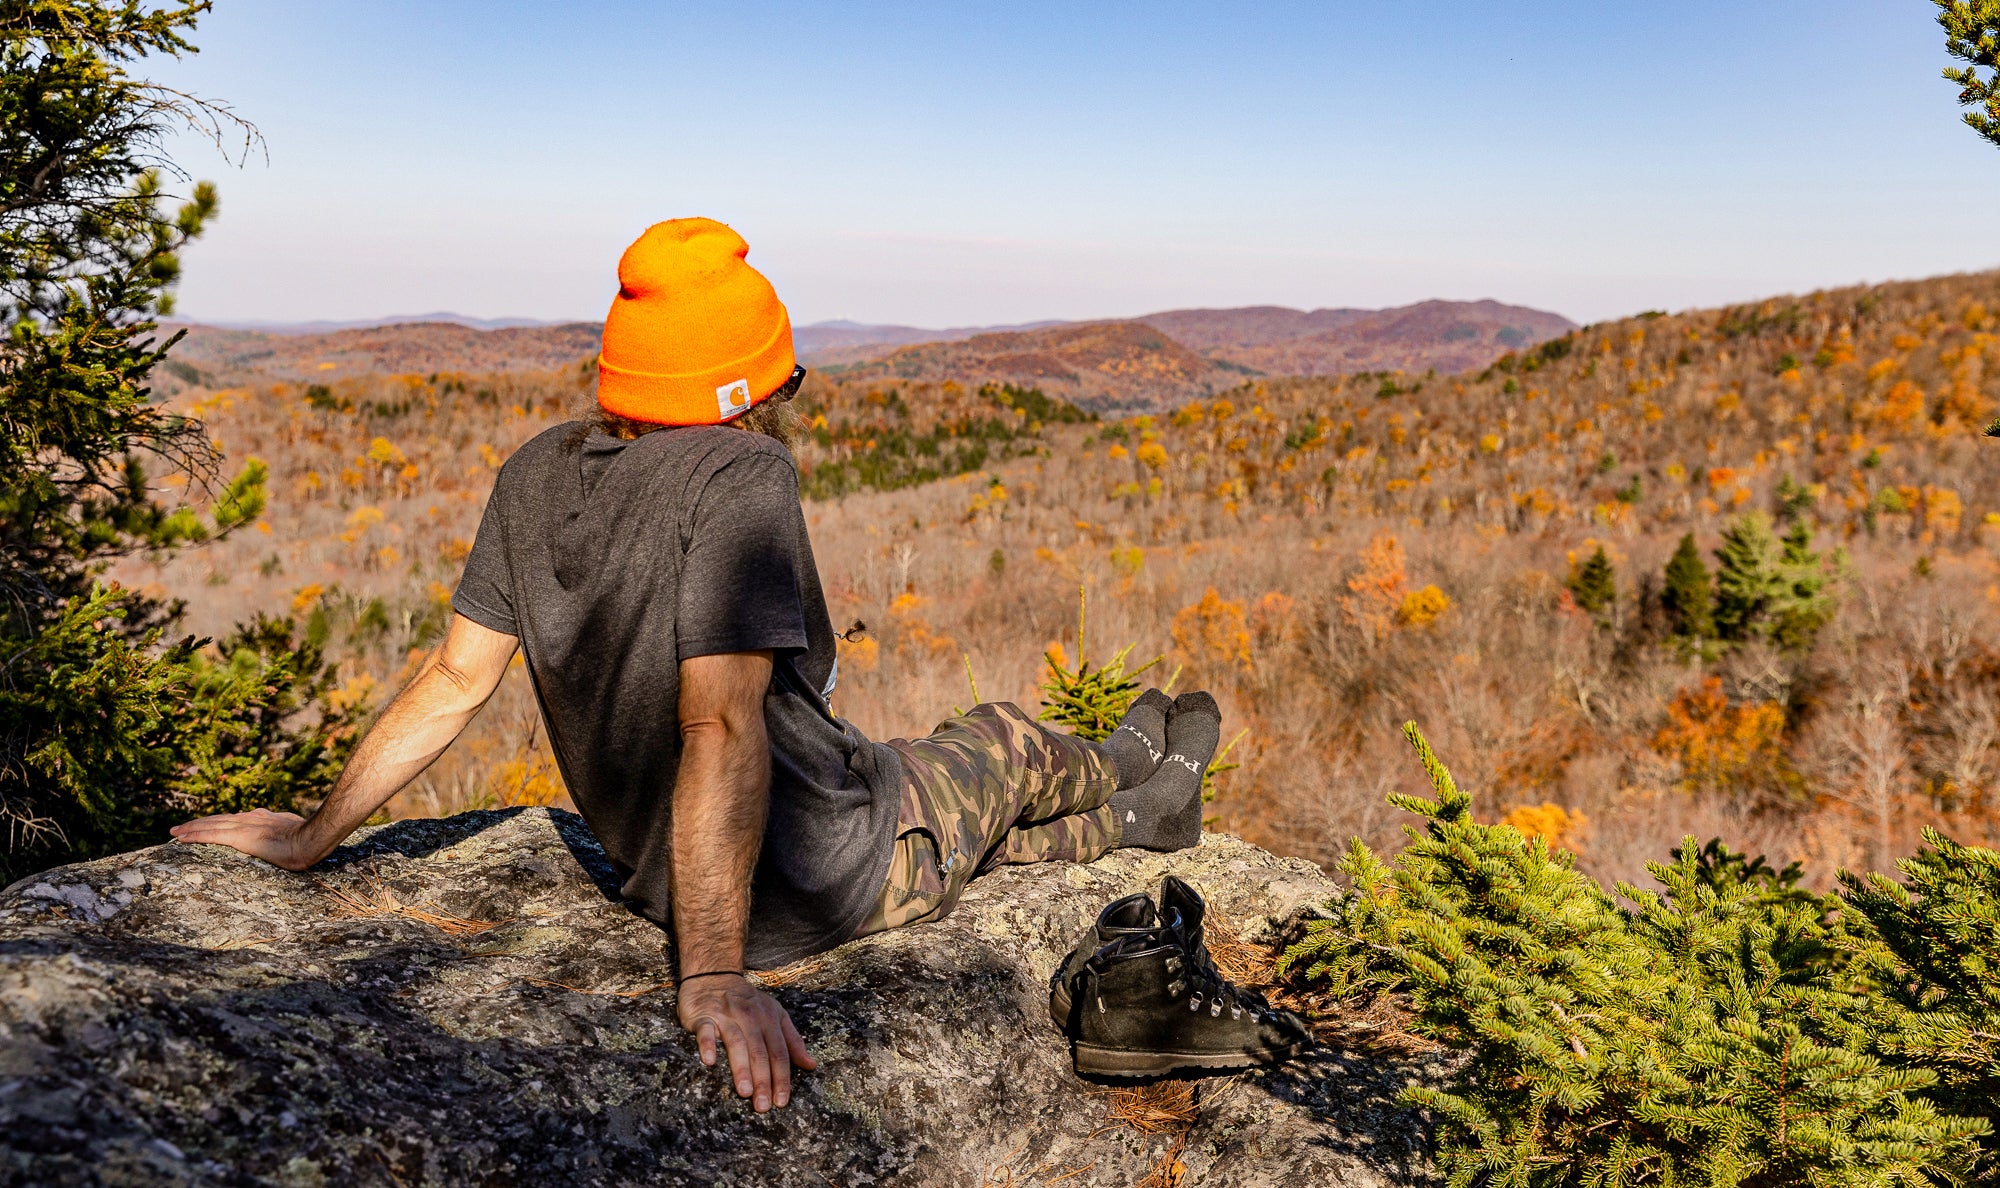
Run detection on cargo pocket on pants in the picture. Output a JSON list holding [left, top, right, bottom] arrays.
[[858, 827, 953, 936]]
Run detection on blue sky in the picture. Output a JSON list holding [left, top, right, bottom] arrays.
[[155, 1, 2000, 328]]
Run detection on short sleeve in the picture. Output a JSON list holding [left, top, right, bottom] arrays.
[[676, 454, 811, 659], [451, 486, 519, 636]]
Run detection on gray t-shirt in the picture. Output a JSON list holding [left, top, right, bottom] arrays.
[[452, 423, 901, 968]]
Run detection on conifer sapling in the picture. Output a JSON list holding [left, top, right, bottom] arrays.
[[1663, 532, 1716, 640]]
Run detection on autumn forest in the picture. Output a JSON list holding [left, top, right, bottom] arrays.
[[116, 266, 2000, 891]]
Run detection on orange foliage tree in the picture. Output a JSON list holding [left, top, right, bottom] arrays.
[[1652, 677, 1798, 799]]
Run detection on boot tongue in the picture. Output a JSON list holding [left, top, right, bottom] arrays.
[[1159, 876, 1206, 935]]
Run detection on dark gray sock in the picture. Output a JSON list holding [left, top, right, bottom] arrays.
[[1101, 689, 1173, 790], [1109, 691, 1222, 852]]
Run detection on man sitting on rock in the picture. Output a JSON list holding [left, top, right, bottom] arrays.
[[170, 218, 1223, 1114]]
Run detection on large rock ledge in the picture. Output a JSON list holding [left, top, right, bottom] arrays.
[[0, 808, 1442, 1186]]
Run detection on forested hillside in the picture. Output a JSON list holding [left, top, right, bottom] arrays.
[[120, 267, 2000, 888]]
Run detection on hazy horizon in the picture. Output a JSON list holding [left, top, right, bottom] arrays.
[[152, 1, 2000, 329], [176, 294, 1585, 335]]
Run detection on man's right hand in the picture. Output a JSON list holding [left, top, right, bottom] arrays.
[[676, 973, 817, 1111]]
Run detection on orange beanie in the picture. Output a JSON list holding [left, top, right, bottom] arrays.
[[596, 218, 796, 426]]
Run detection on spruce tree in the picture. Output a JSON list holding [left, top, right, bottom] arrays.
[[1773, 518, 1839, 652], [1280, 725, 1992, 1186], [1774, 473, 1814, 524], [1713, 513, 1789, 644], [1036, 585, 1161, 741], [1842, 830, 2000, 1159], [1708, 515, 1839, 652], [1662, 533, 1716, 640], [1938, 0, 2000, 150], [1566, 545, 1616, 616], [0, 2, 356, 880]]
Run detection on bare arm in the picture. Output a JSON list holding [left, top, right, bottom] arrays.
[[170, 613, 519, 869], [670, 650, 775, 977], [670, 650, 816, 1111]]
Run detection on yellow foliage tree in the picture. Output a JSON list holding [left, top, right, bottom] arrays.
[[1397, 584, 1452, 628]]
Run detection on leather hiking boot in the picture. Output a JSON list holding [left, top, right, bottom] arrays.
[[1048, 891, 1164, 1030], [1048, 877, 1311, 1077]]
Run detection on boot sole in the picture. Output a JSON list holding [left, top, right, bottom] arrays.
[[1072, 1041, 1304, 1077]]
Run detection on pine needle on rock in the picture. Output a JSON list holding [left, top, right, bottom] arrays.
[[1101, 1080, 1199, 1134], [319, 874, 501, 936]]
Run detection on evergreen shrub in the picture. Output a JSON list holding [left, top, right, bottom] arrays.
[[0, 1, 356, 881], [1281, 724, 1996, 1186]]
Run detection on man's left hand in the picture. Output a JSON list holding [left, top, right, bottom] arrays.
[[169, 808, 317, 871]]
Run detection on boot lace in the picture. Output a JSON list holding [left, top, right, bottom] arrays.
[[1064, 909, 1277, 1024], [1163, 908, 1274, 1022]]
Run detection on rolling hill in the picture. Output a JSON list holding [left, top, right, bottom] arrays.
[[814, 320, 1235, 411], [794, 318, 1068, 363]]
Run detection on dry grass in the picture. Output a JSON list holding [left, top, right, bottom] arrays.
[[1093, 1078, 1239, 1188], [1200, 909, 1275, 989], [751, 955, 830, 987], [319, 874, 502, 936], [1202, 903, 1436, 1053], [207, 934, 279, 951], [976, 1143, 1030, 1187], [1288, 988, 1438, 1055]]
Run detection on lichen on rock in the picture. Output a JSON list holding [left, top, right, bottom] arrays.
[[0, 807, 1442, 1185]]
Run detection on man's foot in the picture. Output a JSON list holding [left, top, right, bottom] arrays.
[[1106, 691, 1221, 852], [1102, 689, 1173, 789], [1048, 876, 1310, 1076]]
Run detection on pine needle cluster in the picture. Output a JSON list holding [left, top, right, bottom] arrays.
[[1036, 586, 1165, 743], [1938, 0, 2000, 149], [1034, 586, 1244, 800], [1843, 833, 2000, 1164], [1281, 724, 1996, 1186]]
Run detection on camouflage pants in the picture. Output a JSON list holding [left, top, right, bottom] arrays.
[[853, 702, 1123, 937]]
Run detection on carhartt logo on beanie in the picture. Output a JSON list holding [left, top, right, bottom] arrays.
[[596, 218, 795, 426]]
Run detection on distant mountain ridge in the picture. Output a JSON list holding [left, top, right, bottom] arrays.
[[794, 319, 1068, 362], [158, 321, 603, 388], [812, 299, 1576, 409], [1133, 305, 1379, 349], [195, 312, 564, 335], [160, 296, 1575, 409], [821, 320, 1230, 411], [1151, 299, 1578, 378]]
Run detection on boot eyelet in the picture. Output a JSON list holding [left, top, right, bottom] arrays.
[[1231, 1006, 1243, 1020], [1188, 993, 1202, 1012], [1167, 980, 1184, 997], [1210, 1000, 1223, 1017]]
